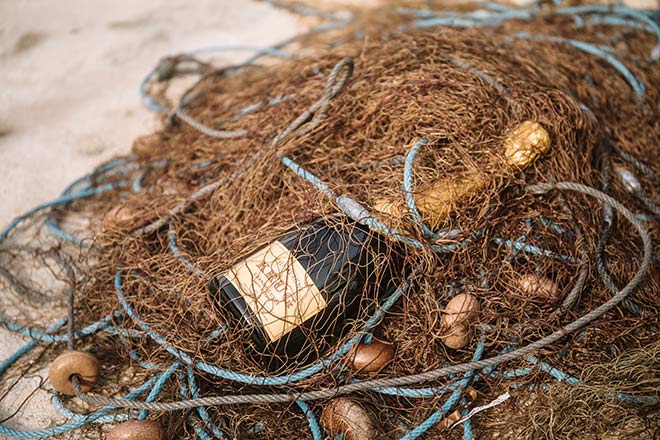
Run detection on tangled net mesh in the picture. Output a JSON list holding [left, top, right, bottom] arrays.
[[1, 1, 659, 439]]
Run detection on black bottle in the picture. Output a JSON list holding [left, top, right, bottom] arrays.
[[209, 218, 400, 369]]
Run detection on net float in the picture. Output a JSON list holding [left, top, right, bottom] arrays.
[[49, 350, 98, 396], [441, 323, 471, 349], [516, 273, 559, 301], [441, 293, 480, 349], [107, 420, 164, 440], [349, 339, 395, 372], [320, 398, 377, 440]]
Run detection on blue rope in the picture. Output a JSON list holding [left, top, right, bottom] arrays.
[[189, 45, 292, 58], [263, 0, 346, 20], [586, 15, 653, 33], [186, 367, 226, 439], [400, 3, 658, 62], [137, 362, 181, 420], [402, 9, 532, 31], [0, 181, 130, 243], [278, 155, 334, 197], [50, 368, 169, 425], [44, 216, 92, 248], [278, 153, 468, 253], [133, 171, 146, 193], [0, 313, 117, 344], [295, 400, 323, 440], [0, 371, 163, 439], [241, 21, 349, 68], [399, 339, 485, 439], [236, 95, 289, 117], [0, 319, 66, 377], [57, 158, 133, 197], [140, 68, 165, 113], [140, 21, 348, 114], [511, 32, 645, 97], [527, 355, 658, 404], [526, 355, 579, 384], [396, 4, 650, 98], [491, 237, 577, 263], [481, 2, 520, 13], [187, 416, 214, 440], [494, 367, 533, 379], [461, 408, 473, 440], [553, 5, 660, 60], [375, 384, 454, 399], [44, 159, 165, 246], [127, 350, 161, 371], [177, 371, 221, 440], [51, 393, 129, 424], [535, 217, 567, 234], [402, 138, 444, 239], [450, 57, 509, 97], [167, 222, 208, 279]]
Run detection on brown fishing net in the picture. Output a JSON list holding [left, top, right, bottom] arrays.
[[1, 2, 659, 439]]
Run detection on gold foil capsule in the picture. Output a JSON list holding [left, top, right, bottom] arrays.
[[503, 121, 551, 168]]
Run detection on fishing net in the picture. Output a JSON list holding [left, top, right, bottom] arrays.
[[1, 1, 659, 439]]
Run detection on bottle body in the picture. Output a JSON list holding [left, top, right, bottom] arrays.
[[209, 219, 397, 368]]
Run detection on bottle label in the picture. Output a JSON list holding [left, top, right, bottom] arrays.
[[224, 241, 326, 342]]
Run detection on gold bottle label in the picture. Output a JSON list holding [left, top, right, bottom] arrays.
[[224, 241, 326, 342]]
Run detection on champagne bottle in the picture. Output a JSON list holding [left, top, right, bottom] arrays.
[[209, 219, 399, 369], [374, 121, 551, 229], [210, 121, 550, 369]]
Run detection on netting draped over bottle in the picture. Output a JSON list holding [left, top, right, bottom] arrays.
[[1, 2, 659, 439]]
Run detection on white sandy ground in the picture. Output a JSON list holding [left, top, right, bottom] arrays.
[[0, 0, 657, 437]]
